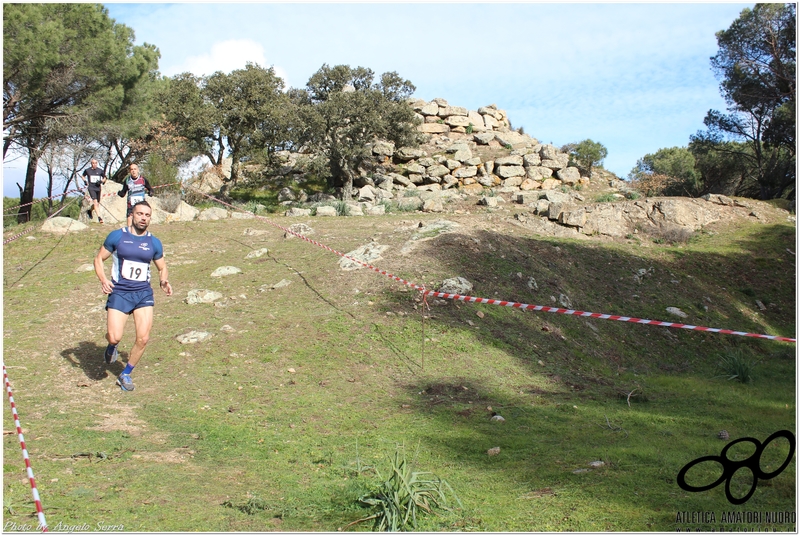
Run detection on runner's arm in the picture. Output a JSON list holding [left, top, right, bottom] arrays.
[[144, 178, 154, 196], [153, 257, 172, 296], [118, 182, 128, 198], [94, 246, 115, 294]]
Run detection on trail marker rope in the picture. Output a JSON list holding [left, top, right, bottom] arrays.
[[3, 365, 48, 532], [3, 182, 178, 245], [189, 187, 795, 343], [3, 196, 80, 246]]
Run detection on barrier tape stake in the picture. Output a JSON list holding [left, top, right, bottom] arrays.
[[3, 365, 48, 531]]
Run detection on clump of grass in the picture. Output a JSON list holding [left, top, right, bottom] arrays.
[[348, 447, 460, 532], [642, 225, 693, 244], [595, 193, 617, 203], [334, 201, 351, 217], [716, 349, 757, 384], [222, 493, 270, 515]]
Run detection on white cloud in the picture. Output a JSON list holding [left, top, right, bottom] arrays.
[[167, 39, 290, 86]]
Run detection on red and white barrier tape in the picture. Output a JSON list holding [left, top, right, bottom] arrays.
[[3, 365, 48, 531], [191, 188, 796, 343], [3, 182, 179, 246], [4, 181, 179, 214], [423, 291, 797, 343], [3, 196, 80, 246]]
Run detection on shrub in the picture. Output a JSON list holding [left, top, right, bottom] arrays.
[[716, 349, 757, 383], [465, 123, 474, 134], [349, 448, 460, 532], [158, 191, 182, 213]]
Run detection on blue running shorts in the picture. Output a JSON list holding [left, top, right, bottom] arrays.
[[106, 288, 155, 314]]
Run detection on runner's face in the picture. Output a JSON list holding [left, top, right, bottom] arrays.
[[132, 206, 151, 231], [130, 165, 140, 178], [91, 160, 98, 168]]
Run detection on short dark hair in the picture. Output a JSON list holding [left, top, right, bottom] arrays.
[[133, 201, 151, 212]]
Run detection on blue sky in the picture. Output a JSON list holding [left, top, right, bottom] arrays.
[[3, 2, 752, 198]]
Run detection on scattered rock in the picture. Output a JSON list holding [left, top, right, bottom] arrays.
[[339, 242, 390, 271], [176, 331, 213, 344], [75, 264, 95, 273], [439, 276, 473, 295], [666, 307, 688, 319], [718, 430, 730, 440], [260, 279, 292, 291], [245, 248, 269, 259], [243, 228, 269, 236], [487, 447, 501, 456], [211, 266, 242, 277], [490, 414, 505, 422], [588, 461, 605, 468], [185, 289, 223, 304]]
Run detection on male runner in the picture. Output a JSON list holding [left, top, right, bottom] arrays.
[[94, 201, 172, 391], [81, 159, 107, 223], [117, 163, 154, 227]]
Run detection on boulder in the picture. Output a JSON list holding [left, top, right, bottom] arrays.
[[198, 207, 229, 221], [540, 178, 562, 190], [557, 167, 581, 185], [445, 115, 472, 128], [278, 187, 296, 202], [315, 206, 337, 217], [527, 166, 553, 180], [396, 147, 426, 161], [285, 207, 312, 217], [165, 201, 200, 222], [497, 165, 526, 178], [523, 153, 542, 167], [419, 123, 450, 134], [420, 102, 439, 116], [40, 217, 88, 234], [438, 106, 468, 117], [503, 176, 524, 187], [519, 179, 541, 191], [461, 183, 484, 195], [422, 199, 444, 212], [372, 141, 395, 157], [495, 155, 524, 166], [474, 133, 496, 145], [438, 276, 473, 295], [560, 208, 587, 228], [453, 166, 478, 179]]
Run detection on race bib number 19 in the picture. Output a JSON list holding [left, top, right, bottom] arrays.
[[121, 259, 149, 282]]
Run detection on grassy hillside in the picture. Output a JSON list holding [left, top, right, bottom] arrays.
[[2, 200, 795, 531]]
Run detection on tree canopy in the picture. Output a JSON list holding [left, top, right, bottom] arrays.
[[566, 139, 607, 176], [698, 3, 796, 200], [3, 3, 159, 221], [299, 64, 421, 198]]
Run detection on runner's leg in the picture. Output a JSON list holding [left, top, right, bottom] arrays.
[[128, 306, 154, 367], [106, 308, 128, 346]]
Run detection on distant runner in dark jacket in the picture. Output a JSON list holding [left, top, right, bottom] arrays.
[[118, 163, 154, 226], [80, 158, 108, 223]]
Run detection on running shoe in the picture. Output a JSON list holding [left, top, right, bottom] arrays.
[[87, 209, 93, 219], [98, 218, 104, 224], [104, 344, 118, 364], [116, 373, 135, 391]]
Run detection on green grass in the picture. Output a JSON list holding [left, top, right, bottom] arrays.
[[2, 209, 795, 531]]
